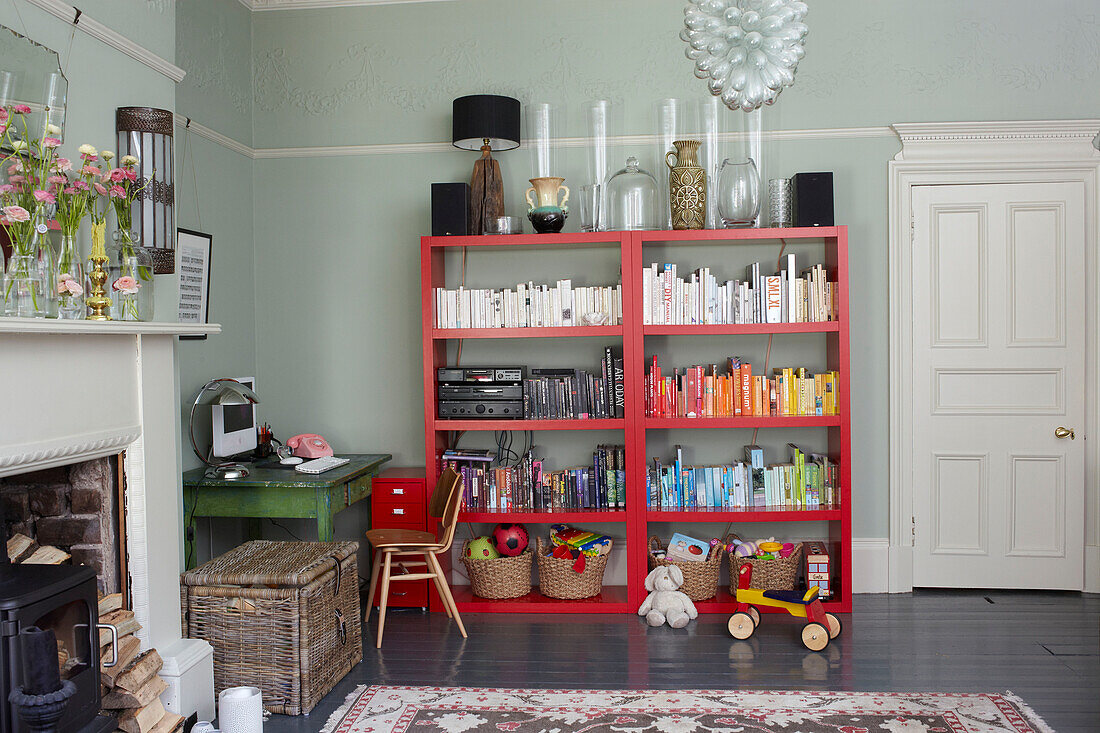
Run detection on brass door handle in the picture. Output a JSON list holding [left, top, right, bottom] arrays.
[[1054, 426, 1075, 440]]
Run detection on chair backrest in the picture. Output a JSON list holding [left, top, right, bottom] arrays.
[[431, 468, 463, 553], [428, 467, 460, 518]]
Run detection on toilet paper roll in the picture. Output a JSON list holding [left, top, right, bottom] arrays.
[[218, 687, 263, 733]]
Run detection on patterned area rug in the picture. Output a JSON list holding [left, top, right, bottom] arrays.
[[321, 686, 1053, 733]]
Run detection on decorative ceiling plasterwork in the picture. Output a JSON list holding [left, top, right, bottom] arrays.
[[241, 0, 455, 10], [177, 19, 250, 115]]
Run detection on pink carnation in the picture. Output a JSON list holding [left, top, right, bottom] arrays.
[[109, 168, 127, 183], [108, 185, 126, 198], [54, 158, 72, 172], [2, 205, 30, 222], [112, 276, 140, 295], [32, 189, 56, 204], [12, 104, 31, 114], [94, 182, 108, 196], [42, 137, 61, 148]]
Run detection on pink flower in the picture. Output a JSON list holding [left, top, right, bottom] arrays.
[[7, 162, 22, 175], [58, 274, 83, 297], [32, 189, 56, 204], [124, 169, 138, 182], [93, 182, 108, 196], [112, 276, 140, 295], [81, 165, 101, 176], [0, 108, 7, 122], [47, 175, 67, 185], [0, 184, 13, 194], [12, 104, 31, 114], [8, 175, 25, 185], [63, 186, 76, 194], [72, 180, 89, 191], [109, 168, 127, 183], [2, 205, 30, 222], [53, 158, 72, 172], [108, 185, 126, 199], [42, 137, 61, 148]]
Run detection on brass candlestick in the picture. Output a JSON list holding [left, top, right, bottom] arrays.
[[86, 221, 111, 321]]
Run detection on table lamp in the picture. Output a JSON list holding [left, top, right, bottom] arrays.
[[452, 94, 521, 235], [188, 378, 260, 479]]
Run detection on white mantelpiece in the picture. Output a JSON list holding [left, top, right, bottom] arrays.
[[0, 317, 220, 719]]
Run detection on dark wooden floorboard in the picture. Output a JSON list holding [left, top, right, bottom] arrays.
[[259, 590, 1099, 733]]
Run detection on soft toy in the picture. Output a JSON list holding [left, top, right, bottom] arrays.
[[637, 566, 698, 629]]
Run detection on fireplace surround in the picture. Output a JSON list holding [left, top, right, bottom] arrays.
[[0, 317, 220, 723]]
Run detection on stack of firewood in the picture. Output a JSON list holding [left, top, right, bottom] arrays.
[[6, 532, 71, 564], [97, 594, 184, 733]]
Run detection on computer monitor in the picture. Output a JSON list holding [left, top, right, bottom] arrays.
[[211, 377, 257, 458]]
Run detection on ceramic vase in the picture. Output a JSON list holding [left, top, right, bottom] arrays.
[[666, 140, 706, 230], [525, 176, 570, 234]]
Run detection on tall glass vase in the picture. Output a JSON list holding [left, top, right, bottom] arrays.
[[55, 233, 86, 319], [1, 205, 54, 318], [108, 228, 154, 321]]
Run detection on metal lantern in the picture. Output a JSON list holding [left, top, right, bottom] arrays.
[[116, 107, 175, 274]]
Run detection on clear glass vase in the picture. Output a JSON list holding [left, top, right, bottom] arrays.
[[717, 158, 761, 228], [605, 156, 660, 231], [55, 233, 86, 319], [1, 254, 47, 317], [108, 229, 155, 322]]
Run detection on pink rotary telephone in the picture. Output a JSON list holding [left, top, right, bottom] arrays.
[[286, 434, 334, 458]]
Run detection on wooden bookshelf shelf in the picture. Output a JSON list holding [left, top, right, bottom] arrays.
[[645, 416, 841, 429], [460, 509, 628, 523], [451, 584, 631, 613], [644, 322, 839, 336], [422, 227, 851, 615], [434, 418, 626, 431], [433, 326, 623, 340]]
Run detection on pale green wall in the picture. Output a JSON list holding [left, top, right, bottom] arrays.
[[247, 0, 1100, 541]]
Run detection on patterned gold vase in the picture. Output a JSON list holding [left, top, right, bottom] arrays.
[[666, 140, 706, 230]]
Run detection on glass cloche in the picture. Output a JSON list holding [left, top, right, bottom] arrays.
[[605, 156, 660, 231]]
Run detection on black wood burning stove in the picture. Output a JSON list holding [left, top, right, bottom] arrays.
[[0, 564, 114, 733]]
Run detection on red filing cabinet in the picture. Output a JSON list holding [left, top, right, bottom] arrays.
[[369, 467, 429, 609]]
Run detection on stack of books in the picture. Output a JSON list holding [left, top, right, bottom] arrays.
[[642, 258, 836, 325], [648, 444, 839, 510], [433, 279, 623, 328], [646, 356, 839, 418], [523, 346, 624, 420]]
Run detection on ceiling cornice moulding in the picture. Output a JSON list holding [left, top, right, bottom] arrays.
[[892, 120, 1100, 162], [24, 0, 185, 82], [241, 0, 456, 10]]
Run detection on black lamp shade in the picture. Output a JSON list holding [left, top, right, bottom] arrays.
[[452, 95, 521, 152]]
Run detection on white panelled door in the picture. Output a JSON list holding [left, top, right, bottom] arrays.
[[911, 182, 1086, 589]]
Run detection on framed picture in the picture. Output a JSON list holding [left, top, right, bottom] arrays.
[[176, 228, 212, 340]]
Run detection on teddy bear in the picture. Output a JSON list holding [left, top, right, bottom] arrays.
[[637, 565, 698, 628]]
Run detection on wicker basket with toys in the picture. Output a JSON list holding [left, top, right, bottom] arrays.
[[536, 524, 613, 600], [461, 523, 533, 599], [648, 532, 735, 602], [727, 536, 803, 592]]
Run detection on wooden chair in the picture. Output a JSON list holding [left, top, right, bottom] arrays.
[[363, 467, 467, 648]]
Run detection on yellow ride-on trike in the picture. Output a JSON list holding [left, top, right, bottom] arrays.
[[727, 563, 843, 651]]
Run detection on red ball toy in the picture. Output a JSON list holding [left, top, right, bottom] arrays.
[[491, 523, 529, 557]]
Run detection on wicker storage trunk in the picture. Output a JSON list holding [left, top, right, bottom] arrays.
[[180, 541, 362, 715]]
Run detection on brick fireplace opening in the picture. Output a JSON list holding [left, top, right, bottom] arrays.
[[1, 456, 124, 594]]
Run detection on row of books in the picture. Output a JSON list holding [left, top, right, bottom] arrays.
[[433, 280, 623, 329], [641, 259, 837, 325], [646, 356, 840, 418], [442, 445, 627, 511], [523, 347, 625, 419], [647, 445, 839, 510]]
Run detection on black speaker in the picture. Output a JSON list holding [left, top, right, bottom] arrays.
[[792, 172, 834, 227], [431, 182, 470, 236]]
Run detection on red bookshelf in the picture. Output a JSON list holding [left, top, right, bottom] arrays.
[[422, 227, 852, 615]]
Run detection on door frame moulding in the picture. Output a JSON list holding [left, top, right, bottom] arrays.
[[887, 119, 1100, 594]]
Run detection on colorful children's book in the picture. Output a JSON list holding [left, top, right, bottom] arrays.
[[665, 532, 710, 562]]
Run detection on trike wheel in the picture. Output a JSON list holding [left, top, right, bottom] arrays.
[[801, 622, 830, 652], [747, 606, 761, 626], [728, 612, 755, 640], [824, 613, 842, 639]]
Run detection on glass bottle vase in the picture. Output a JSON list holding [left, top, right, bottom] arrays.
[[1, 254, 47, 317], [55, 233, 86, 319], [717, 158, 761, 228], [108, 229, 155, 322]]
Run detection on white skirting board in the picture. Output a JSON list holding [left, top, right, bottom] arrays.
[[1086, 545, 1100, 594], [851, 538, 891, 594]]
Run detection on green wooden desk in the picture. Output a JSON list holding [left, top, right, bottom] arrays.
[[182, 453, 391, 569]]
